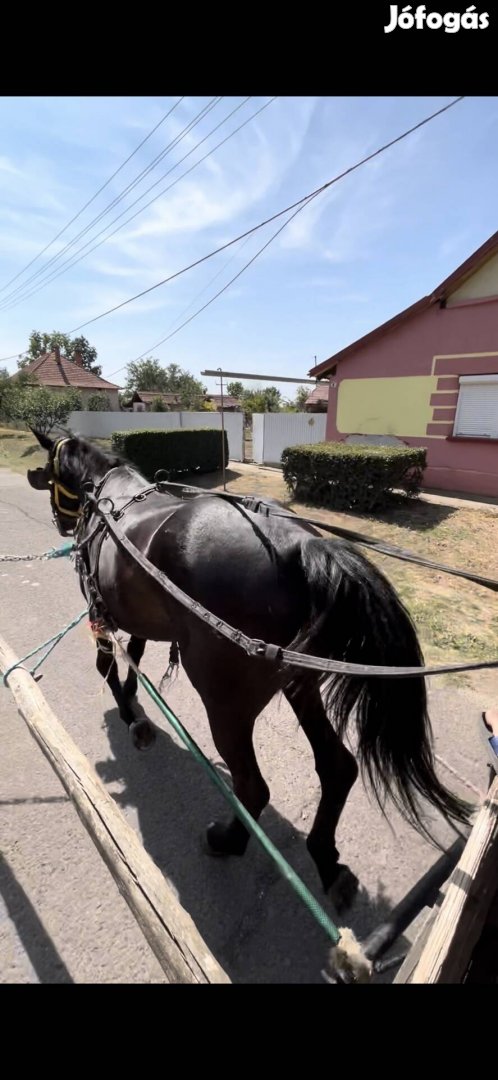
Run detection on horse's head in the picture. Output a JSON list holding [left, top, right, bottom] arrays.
[[27, 430, 119, 536]]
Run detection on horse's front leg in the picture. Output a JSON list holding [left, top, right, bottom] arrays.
[[122, 636, 147, 702], [95, 636, 155, 752]]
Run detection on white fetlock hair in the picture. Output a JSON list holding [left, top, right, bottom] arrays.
[[327, 927, 373, 984]]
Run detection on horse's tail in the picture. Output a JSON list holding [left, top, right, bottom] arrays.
[[295, 537, 470, 839]]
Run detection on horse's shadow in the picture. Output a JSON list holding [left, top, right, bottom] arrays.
[[96, 707, 412, 984]]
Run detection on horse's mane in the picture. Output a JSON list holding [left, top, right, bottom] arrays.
[[62, 433, 124, 483]]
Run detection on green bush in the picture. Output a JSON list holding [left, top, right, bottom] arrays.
[[87, 392, 111, 411], [281, 442, 427, 512], [111, 428, 229, 480]]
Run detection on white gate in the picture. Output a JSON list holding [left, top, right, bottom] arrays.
[[251, 412, 327, 464]]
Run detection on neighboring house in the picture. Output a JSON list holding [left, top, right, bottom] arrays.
[[130, 390, 184, 411], [205, 394, 242, 412], [12, 347, 120, 410], [309, 230, 498, 498], [130, 390, 242, 412], [303, 382, 329, 412]]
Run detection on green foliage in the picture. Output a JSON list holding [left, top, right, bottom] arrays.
[[19, 331, 101, 376], [240, 385, 282, 420], [281, 442, 427, 512], [0, 367, 8, 381], [1, 386, 82, 434], [226, 381, 244, 398], [87, 392, 111, 411], [294, 386, 310, 409], [125, 358, 206, 409], [111, 428, 229, 480], [150, 396, 168, 412]]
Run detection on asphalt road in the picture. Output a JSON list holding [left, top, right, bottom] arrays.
[[0, 468, 490, 984]]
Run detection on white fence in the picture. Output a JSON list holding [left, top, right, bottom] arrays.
[[68, 410, 244, 462], [252, 412, 327, 465]]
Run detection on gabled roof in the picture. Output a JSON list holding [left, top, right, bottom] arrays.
[[207, 394, 241, 409], [305, 382, 330, 406], [310, 229, 498, 378], [13, 351, 119, 390], [132, 390, 183, 405]]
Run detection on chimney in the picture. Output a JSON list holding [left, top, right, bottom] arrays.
[[73, 350, 83, 368], [53, 345, 61, 363]]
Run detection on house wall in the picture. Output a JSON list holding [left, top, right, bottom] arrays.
[[325, 299, 498, 497], [45, 385, 120, 410]]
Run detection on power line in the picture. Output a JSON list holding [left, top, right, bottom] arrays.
[[0, 97, 258, 314], [0, 97, 223, 310], [108, 233, 255, 376], [66, 96, 464, 335], [0, 96, 464, 364], [110, 207, 313, 381], [0, 97, 184, 298], [108, 95, 465, 378]]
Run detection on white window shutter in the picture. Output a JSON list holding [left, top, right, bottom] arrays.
[[454, 376, 498, 438]]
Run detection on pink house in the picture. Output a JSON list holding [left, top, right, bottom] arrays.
[[309, 231, 498, 498]]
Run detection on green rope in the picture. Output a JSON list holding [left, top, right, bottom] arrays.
[[45, 542, 75, 559], [136, 666, 341, 946], [1, 600, 341, 947], [2, 609, 88, 686], [0, 541, 74, 563]]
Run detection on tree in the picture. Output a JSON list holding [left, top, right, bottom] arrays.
[[19, 331, 102, 376], [0, 367, 8, 382], [241, 385, 282, 420], [227, 381, 244, 399], [0, 367, 30, 417], [125, 358, 207, 410], [294, 386, 310, 409], [2, 386, 82, 434], [87, 392, 111, 411]]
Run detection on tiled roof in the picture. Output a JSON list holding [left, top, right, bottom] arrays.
[[132, 390, 183, 405], [207, 394, 242, 408], [305, 383, 329, 405], [14, 351, 120, 390]]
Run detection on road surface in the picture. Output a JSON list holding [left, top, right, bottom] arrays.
[[0, 468, 489, 983]]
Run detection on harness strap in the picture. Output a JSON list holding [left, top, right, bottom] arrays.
[[52, 439, 81, 518], [87, 499, 498, 680], [155, 481, 498, 595]]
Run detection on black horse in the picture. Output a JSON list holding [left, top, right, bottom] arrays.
[[27, 430, 467, 908]]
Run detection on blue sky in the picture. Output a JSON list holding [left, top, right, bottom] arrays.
[[0, 95, 497, 398]]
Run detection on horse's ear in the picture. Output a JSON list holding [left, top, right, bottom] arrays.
[[30, 428, 54, 452]]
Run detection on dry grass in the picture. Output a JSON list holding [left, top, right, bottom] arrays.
[[0, 427, 111, 473]]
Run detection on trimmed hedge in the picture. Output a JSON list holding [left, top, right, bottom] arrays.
[[111, 428, 229, 480], [281, 442, 427, 511]]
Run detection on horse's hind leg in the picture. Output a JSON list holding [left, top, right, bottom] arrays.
[[122, 636, 146, 701], [95, 636, 155, 752], [205, 704, 270, 858], [284, 678, 359, 911]]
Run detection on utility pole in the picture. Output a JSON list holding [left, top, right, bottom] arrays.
[[217, 367, 226, 491]]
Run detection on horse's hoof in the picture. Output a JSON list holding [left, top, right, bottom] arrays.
[[206, 821, 246, 857], [327, 864, 359, 913], [129, 718, 156, 752]]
